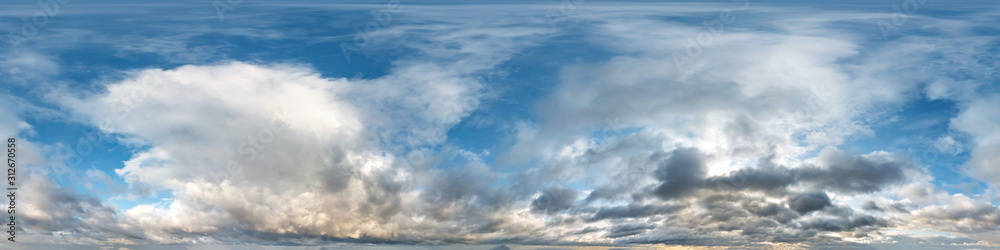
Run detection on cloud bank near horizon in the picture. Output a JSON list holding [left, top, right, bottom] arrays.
[[2, 1, 1000, 248]]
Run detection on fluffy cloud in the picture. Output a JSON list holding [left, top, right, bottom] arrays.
[[5, 2, 1000, 248], [531, 186, 579, 214], [788, 192, 831, 214], [493, 3, 1000, 246], [706, 148, 921, 195], [951, 95, 1000, 189], [46, 60, 505, 244]]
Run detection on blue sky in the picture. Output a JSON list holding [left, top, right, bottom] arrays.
[[2, 0, 1000, 249]]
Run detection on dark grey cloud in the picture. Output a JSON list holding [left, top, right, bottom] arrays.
[[706, 161, 795, 193], [788, 192, 832, 214], [799, 152, 914, 193], [420, 164, 515, 226], [609, 192, 890, 244], [910, 197, 1000, 232], [652, 148, 707, 200], [588, 203, 685, 222], [584, 185, 631, 203], [862, 200, 882, 211], [565, 147, 919, 244], [360, 168, 405, 221], [606, 224, 657, 238], [706, 151, 918, 195], [739, 219, 821, 243], [743, 199, 800, 224], [423, 167, 497, 204], [700, 194, 754, 224], [531, 186, 580, 214], [797, 215, 885, 232], [318, 147, 353, 193], [22, 173, 147, 243]]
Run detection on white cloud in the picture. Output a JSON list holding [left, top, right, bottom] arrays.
[[505, 14, 916, 174], [6, 1, 1000, 247], [44, 46, 537, 243], [951, 95, 1000, 190]]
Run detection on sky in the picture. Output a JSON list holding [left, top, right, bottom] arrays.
[[1, 0, 1000, 249]]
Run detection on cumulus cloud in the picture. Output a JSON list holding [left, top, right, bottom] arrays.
[[951, 95, 1000, 189], [706, 148, 921, 195], [788, 192, 831, 214], [44, 59, 510, 244], [19, 172, 140, 245], [489, 2, 1000, 246], [531, 186, 579, 214], [651, 148, 707, 200], [20, 6, 568, 242], [588, 204, 684, 222], [6, 1, 1000, 248]]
